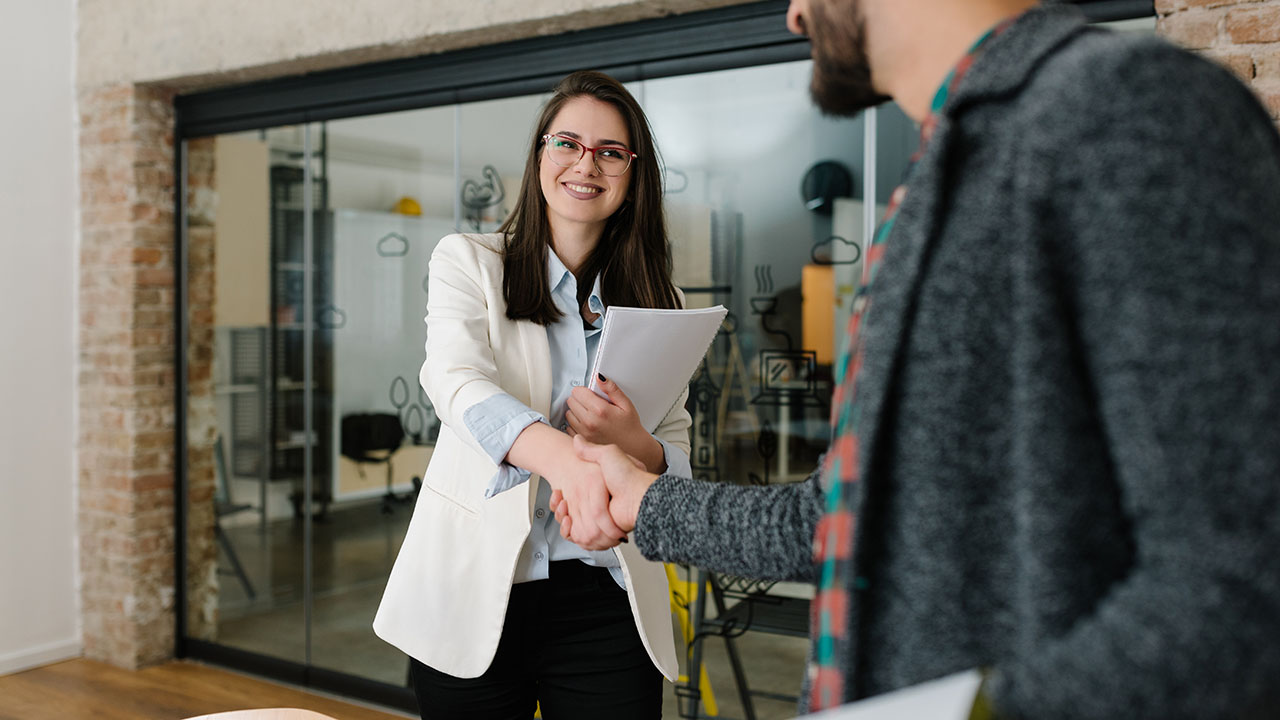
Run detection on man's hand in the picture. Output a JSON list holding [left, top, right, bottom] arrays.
[[550, 455, 628, 551], [551, 436, 659, 541]]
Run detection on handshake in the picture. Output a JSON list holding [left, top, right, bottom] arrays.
[[547, 435, 661, 552]]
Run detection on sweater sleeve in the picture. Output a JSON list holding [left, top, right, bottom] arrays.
[[988, 37, 1280, 720], [633, 464, 824, 583]]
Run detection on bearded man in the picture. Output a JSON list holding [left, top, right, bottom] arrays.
[[555, 1, 1280, 717]]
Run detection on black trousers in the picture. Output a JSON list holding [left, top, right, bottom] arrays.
[[410, 561, 663, 720]]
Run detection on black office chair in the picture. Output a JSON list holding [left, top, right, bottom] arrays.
[[340, 412, 408, 513], [214, 435, 256, 599]]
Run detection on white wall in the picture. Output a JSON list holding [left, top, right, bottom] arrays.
[[76, 0, 752, 90], [0, 0, 81, 675]]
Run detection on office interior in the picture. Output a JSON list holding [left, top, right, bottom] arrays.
[[0, 2, 1159, 719]]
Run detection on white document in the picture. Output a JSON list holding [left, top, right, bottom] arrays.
[[797, 670, 983, 720], [588, 304, 728, 432]]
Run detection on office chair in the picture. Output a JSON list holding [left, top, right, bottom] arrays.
[[339, 412, 407, 514]]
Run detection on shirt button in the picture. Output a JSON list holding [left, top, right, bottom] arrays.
[[534, 551, 544, 561], [571, 380, 581, 386], [535, 509, 546, 519]]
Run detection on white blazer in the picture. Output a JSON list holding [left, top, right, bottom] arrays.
[[373, 233, 690, 681]]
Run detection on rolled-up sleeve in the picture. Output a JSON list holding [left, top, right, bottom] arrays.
[[463, 393, 546, 497], [657, 436, 692, 480]]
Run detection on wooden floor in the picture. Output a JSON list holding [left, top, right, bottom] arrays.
[[0, 658, 412, 720]]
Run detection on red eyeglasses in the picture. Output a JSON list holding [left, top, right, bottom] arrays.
[[541, 133, 637, 177]]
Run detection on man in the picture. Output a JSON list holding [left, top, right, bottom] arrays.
[[554, 0, 1280, 717]]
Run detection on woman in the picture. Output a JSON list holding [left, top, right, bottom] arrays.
[[374, 71, 691, 719]]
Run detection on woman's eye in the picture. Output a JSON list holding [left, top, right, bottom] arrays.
[[598, 148, 627, 160], [553, 138, 580, 150]]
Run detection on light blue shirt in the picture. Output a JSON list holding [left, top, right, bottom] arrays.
[[462, 250, 692, 588]]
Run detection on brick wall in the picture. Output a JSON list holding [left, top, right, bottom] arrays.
[[78, 83, 177, 668], [1157, 0, 1280, 121], [78, 84, 217, 667], [185, 138, 219, 643]]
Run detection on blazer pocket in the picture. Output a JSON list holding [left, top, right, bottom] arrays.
[[421, 480, 479, 517], [420, 428, 488, 514]]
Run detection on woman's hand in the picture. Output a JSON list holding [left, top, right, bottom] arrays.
[[552, 436, 657, 539], [504, 422, 626, 551], [547, 453, 628, 551], [565, 375, 666, 474]]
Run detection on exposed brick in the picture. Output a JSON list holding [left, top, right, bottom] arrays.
[[1209, 50, 1257, 79], [1159, 8, 1226, 49], [1255, 46, 1280, 78], [1227, 5, 1280, 44], [79, 82, 188, 670], [1256, 79, 1280, 117], [135, 267, 174, 287], [132, 247, 164, 265]]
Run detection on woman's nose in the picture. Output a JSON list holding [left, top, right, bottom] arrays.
[[573, 150, 598, 175]]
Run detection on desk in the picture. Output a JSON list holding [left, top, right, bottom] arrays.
[[334, 444, 433, 501]]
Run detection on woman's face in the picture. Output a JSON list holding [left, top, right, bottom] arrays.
[[538, 96, 633, 236]]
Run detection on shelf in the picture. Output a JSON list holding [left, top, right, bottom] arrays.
[[215, 384, 261, 395], [276, 432, 319, 450]]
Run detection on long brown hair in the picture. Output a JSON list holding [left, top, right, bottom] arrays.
[[499, 70, 681, 325]]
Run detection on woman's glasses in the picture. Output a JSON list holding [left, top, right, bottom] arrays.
[[541, 133, 636, 177]]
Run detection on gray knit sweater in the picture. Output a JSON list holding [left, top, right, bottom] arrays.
[[635, 6, 1280, 719]]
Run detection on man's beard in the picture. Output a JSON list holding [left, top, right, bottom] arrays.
[[807, 1, 890, 116]]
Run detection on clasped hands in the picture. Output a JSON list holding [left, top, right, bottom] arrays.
[[547, 377, 662, 552]]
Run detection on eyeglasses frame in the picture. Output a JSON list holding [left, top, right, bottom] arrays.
[[541, 133, 637, 176]]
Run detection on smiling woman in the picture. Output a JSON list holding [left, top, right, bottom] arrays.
[[372, 70, 692, 720], [504, 72, 682, 327]]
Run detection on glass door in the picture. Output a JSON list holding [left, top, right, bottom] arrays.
[[183, 123, 318, 669], [307, 106, 458, 684]]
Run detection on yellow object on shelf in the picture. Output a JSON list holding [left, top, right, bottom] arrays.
[[802, 263, 835, 366], [392, 196, 422, 216]]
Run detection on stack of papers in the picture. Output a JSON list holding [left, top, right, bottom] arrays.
[[588, 305, 728, 432]]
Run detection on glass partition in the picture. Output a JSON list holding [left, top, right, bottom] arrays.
[[640, 62, 915, 489], [184, 56, 913, 711], [187, 123, 318, 667], [313, 107, 457, 683]]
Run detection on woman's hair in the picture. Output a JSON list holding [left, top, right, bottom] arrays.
[[499, 70, 681, 325]]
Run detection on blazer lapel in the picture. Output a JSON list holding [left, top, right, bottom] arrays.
[[519, 319, 553, 420]]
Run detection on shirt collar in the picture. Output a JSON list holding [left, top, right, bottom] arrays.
[[931, 5, 1081, 117], [547, 248, 574, 295], [547, 248, 605, 328], [585, 276, 605, 328]]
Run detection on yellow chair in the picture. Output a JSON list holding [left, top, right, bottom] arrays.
[[666, 563, 719, 716]]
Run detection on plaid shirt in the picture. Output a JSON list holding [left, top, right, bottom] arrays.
[[807, 18, 1016, 711]]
